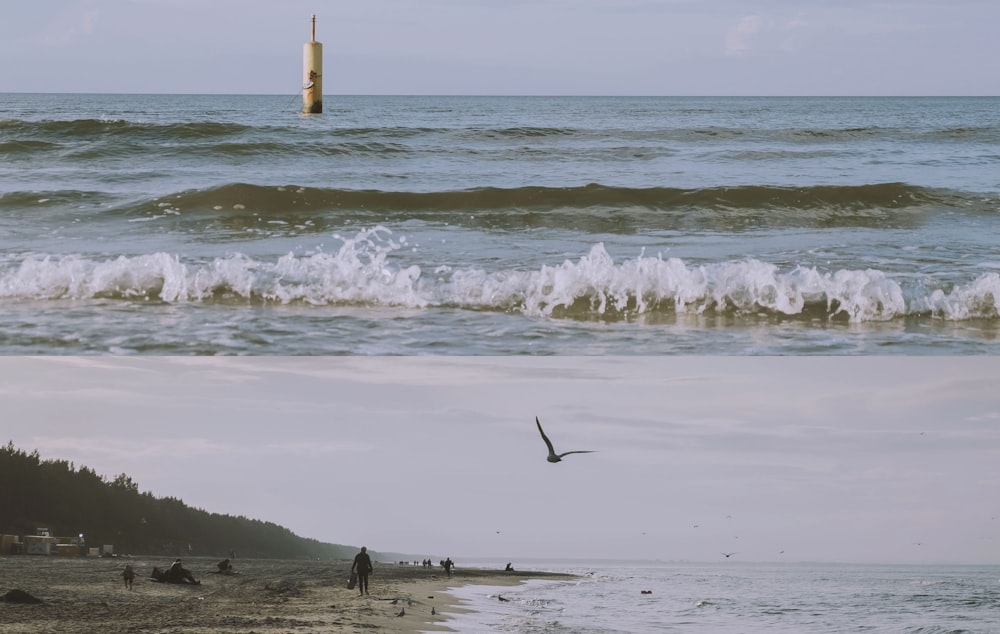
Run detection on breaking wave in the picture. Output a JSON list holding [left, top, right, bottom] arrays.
[[2, 228, 997, 323]]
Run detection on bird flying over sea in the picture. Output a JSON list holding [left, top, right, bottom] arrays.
[[535, 416, 596, 463], [722, 552, 738, 558]]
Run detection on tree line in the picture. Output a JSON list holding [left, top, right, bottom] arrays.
[[0, 442, 356, 560]]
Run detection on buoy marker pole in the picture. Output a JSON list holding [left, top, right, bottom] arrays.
[[302, 15, 323, 113]]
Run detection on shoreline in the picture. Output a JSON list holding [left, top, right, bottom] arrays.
[[0, 556, 574, 633]]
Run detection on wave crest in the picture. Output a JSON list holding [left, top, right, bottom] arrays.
[[3, 231, 998, 323], [161, 182, 946, 213]]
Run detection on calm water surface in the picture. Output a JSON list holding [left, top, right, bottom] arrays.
[[447, 562, 1000, 633]]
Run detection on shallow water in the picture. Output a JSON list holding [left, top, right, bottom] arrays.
[[446, 562, 1000, 633]]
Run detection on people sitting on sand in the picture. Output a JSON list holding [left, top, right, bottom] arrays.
[[122, 564, 136, 590], [217, 558, 234, 574], [169, 559, 197, 584], [151, 558, 200, 584], [505, 562, 515, 572]]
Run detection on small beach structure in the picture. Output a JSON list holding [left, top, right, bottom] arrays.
[[10, 528, 90, 556], [302, 15, 323, 113]]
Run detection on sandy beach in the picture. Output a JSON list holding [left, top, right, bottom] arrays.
[[0, 556, 572, 633]]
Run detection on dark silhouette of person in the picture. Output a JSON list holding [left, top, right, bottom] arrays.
[[217, 558, 234, 574], [167, 558, 199, 584], [122, 564, 136, 589], [505, 562, 514, 572], [351, 547, 373, 596], [443, 557, 454, 578]]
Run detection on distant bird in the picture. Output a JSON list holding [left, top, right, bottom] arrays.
[[722, 552, 738, 558], [396, 608, 405, 617], [498, 595, 510, 602], [536, 417, 596, 463], [431, 606, 436, 615]]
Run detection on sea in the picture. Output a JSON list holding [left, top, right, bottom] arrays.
[[444, 561, 1000, 633], [1, 93, 999, 354]]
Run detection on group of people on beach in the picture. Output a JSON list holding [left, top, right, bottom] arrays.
[[148, 558, 201, 585], [123, 555, 241, 588], [122, 549, 463, 595], [418, 556, 454, 576]]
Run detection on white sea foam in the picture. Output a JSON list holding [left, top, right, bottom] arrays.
[[1, 231, 998, 323]]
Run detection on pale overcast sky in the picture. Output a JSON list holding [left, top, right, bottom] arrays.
[[3, 356, 998, 565], [1, 0, 997, 95]]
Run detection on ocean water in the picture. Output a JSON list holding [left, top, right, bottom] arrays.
[[2, 94, 999, 354], [445, 562, 1000, 633]]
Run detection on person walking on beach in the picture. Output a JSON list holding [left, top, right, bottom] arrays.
[[121, 564, 136, 590], [351, 547, 373, 596], [443, 557, 454, 578]]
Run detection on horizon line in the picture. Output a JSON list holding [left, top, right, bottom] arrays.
[[2, 91, 998, 99]]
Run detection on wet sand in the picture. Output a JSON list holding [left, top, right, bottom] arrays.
[[0, 556, 572, 633]]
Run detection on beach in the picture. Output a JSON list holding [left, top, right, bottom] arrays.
[[0, 556, 571, 633]]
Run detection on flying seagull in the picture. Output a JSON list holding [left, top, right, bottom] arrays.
[[722, 552, 738, 558], [536, 417, 596, 463]]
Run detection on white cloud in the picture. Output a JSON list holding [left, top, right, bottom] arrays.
[[725, 14, 763, 56], [725, 13, 813, 57], [779, 14, 810, 52], [35, 6, 102, 47]]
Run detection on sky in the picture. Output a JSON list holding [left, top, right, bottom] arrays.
[[0, 0, 998, 95], [3, 356, 998, 566]]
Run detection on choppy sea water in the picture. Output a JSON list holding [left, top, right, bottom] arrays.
[[2, 94, 999, 354], [445, 562, 1000, 633]]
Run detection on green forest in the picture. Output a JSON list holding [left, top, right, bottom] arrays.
[[0, 442, 357, 560]]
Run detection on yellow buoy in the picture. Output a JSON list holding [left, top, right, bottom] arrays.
[[302, 15, 323, 114]]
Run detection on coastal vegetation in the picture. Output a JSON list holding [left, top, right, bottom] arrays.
[[0, 442, 356, 559]]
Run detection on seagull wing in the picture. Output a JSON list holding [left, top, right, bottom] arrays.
[[556, 450, 596, 459], [536, 417, 557, 458]]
